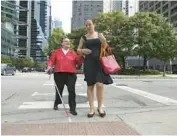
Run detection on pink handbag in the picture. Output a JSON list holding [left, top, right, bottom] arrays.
[[100, 45, 121, 74]]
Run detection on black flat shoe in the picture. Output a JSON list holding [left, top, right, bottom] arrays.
[[53, 105, 58, 110], [97, 109, 106, 117], [70, 110, 77, 116], [87, 112, 95, 118]]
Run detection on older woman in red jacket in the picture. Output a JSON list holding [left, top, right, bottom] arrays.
[[47, 38, 83, 115]]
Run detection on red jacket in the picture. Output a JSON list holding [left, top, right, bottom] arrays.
[[48, 48, 83, 73]]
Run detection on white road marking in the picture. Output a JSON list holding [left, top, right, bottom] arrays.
[[112, 84, 177, 105], [43, 82, 82, 86], [18, 101, 105, 109], [31, 92, 87, 97], [31, 92, 38, 96]]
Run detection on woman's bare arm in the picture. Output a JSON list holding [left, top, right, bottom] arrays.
[[77, 37, 92, 55], [77, 37, 84, 55], [99, 33, 107, 49]]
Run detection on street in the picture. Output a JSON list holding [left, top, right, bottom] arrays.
[[1, 73, 177, 135]]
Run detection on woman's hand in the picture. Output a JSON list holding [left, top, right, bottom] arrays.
[[77, 48, 92, 55], [82, 48, 92, 55], [46, 66, 53, 74]]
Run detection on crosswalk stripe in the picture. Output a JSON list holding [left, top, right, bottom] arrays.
[[18, 101, 105, 109], [43, 83, 82, 86], [31, 92, 87, 96], [112, 84, 177, 105]]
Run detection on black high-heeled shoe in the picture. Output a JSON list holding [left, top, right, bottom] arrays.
[[87, 112, 95, 118], [97, 109, 106, 117]]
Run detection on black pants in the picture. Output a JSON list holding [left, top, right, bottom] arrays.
[[54, 72, 77, 111]]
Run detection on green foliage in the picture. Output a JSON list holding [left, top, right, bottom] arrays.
[[46, 11, 177, 76], [48, 28, 66, 53], [1, 56, 12, 64], [119, 67, 161, 75], [13, 57, 34, 69], [34, 62, 46, 70], [94, 11, 135, 69], [130, 12, 177, 73], [67, 28, 86, 51]]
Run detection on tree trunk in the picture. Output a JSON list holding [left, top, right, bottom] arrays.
[[121, 56, 126, 70], [163, 61, 166, 77], [143, 56, 147, 71]]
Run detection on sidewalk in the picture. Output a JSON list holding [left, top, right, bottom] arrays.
[[2, 121, 140, 135], [110, 74, 177, 79]]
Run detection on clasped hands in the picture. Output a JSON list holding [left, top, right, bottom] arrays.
[[77, 48, 92, 55]]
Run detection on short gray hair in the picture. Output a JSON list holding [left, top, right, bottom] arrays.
[[63, 38, 70, 42]]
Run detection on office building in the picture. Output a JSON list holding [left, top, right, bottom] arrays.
[[139, 1, 177, 27], [112, 0, 138, 16], [18, 0, 51, 61], [71, 0, 112, 30], [127, 1, 177, 73], [1, 0, 28, 57]]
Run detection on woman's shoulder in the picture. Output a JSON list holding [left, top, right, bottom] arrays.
[[98, 33, 106, 42], [52, 48, 62, 54]]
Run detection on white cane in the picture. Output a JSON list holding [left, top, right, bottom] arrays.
[[49, 73, 72, 123]]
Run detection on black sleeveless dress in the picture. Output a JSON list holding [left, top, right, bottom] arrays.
[[83, 38, 113, 86]]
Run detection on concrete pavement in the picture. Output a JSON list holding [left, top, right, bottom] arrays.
[[1, 73, 177, 135]]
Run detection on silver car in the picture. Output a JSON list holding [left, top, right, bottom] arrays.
[[1, 63, 16, 76]]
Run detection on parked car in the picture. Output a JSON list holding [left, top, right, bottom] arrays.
[[1, 63, 16, 76], [22, 67, 31, 72]]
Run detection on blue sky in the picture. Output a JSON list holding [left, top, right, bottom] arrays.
[[51, 0, 72, 33]]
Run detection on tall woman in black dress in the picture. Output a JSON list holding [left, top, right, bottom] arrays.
[[77, 20, 113, 118]]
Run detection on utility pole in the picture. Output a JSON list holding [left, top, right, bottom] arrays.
[[26, 0, 31, 57]]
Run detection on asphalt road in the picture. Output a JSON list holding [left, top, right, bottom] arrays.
[[1, 72, 177, 135]]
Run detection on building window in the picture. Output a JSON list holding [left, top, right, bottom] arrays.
[[84, 8, 89, 11], [171, 1, 177, 6], [162, 4, 168, 12], [171, 5, 177, 15], [149, 7, 154, 12], [140, 4, 143, 10], [163, 12, 168, 18], [155, 2, 161, 9], [149, 1, 154, 7], [171, 14, 177, 22], [97, 9, 102, 12], [162, 1, 168, 5], [156, 9, 161, 14]]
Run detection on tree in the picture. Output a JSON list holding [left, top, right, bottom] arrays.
[[130, 12, 161, 70], [13, 57, 34, 69], [67, 28, 86, 51], [94, 11, 135, 69], [150, 14, 177, 76], [43, 45, 49, 55], [23, 57, 34, 68], [34, 62, 46, 70], [1, 56, 12, 64], [48, 28, 65, 53]]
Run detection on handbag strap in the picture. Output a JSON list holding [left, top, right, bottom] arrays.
[[99, 34, 112, 58]]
